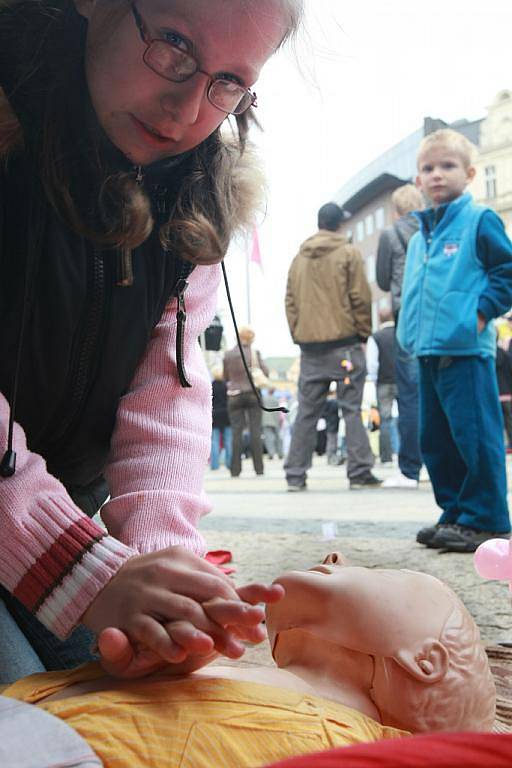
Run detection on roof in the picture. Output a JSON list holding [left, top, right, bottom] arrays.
[[334, 116, 483, 215]]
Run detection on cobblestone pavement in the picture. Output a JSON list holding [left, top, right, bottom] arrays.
[[200, 457, 512, 665]]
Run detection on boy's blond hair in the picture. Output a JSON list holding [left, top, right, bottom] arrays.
[[417, 129, 477, 169], [391, 184, 424, 216]]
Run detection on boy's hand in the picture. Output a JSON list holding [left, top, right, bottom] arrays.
[[477, 311, 487, 333]]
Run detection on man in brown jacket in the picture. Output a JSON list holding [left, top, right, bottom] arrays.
[[284, 202, 381, 490]]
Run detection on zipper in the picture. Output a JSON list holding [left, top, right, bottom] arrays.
[[416, 228, 433, 353], [175, 268, 192, 388], [47, 248, 106, 449]]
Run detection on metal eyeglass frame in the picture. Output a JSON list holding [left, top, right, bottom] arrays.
[[130, 3, 257, 116]]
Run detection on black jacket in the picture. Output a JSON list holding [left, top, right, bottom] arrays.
[[0, 2, 194, 491], [376, 214, 419, 318]]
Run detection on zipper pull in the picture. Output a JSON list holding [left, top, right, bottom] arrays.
[[135, 165, 143, 184], [175, 278, 192, 388], [116, 248, 134, 287]]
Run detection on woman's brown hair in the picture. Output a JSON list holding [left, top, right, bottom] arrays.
[[0, 0, 303, 265]]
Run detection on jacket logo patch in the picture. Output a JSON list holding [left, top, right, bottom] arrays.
[[443, 243, 459, 257]]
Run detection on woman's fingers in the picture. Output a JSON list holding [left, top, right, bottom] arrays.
[[98, 628, 168, 678]]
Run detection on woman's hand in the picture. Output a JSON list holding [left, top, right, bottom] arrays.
[[94, 579, 285, 679], [82, 546, 247, 664]]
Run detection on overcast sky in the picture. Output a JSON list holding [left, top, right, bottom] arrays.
[[217, 0, 512, 358]]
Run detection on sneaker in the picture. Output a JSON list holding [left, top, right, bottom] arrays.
[[382, 472, 418, 489], [349, 471, 382, 490], [416, 523, 449, 546], [287, 482, 307, 493], [429, 524, 511, 553]]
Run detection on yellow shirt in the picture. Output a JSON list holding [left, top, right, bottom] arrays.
[[4, 664, 407, 768]]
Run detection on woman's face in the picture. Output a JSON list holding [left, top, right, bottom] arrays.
[[76, 0, 287, 166]]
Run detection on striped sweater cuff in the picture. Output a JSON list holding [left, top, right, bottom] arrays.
[[1, 500, 137, 639]]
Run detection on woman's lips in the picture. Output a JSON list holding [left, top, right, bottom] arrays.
[[130, 114, 177, 147]]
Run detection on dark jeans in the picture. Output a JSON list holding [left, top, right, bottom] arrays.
[[228, 391, 264, 476], [0, 479, 106, 683], [419, 356, 510, 533], [395, 340, 422, 480], [501, 401, 512, 448], [377, 382, 397, 463]]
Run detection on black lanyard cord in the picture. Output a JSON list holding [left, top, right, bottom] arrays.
[[221, 261, 288, 414]]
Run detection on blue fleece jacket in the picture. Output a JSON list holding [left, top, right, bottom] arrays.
[[397, 193, 512, 358]]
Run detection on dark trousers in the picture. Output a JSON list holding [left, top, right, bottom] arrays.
[[377, 382, 397, 463], [285, 344, 374, 483], [419, 356, 510, 533], [228, 391, 264, 476], [395, 340, 422, 480], [501, 401, 512, 448]]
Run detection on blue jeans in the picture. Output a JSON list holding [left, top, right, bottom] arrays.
[[395, 340, 422, 480], [211, 426, 232, 469], [0, 588, 97, 685], [419, 356, 510, 533]]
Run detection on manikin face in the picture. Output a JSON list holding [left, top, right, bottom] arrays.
[[75, 0, 288, 166], [267, 554, 496, 732], [416, 145, 476, 207], [266, 555, 454, 662]]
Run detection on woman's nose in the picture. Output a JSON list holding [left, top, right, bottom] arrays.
[[160, 75, 207, 125]]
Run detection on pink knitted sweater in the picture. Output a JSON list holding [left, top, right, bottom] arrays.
[[0, 264, 220, 638]]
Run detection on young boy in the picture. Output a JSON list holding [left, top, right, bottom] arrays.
[[398, 129, 512, 552]]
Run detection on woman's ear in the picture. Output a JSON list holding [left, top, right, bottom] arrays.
[[394, 640, 450, 684], [73, 0, 96, 19]]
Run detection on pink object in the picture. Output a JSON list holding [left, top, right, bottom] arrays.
[[250, 226, 263, 270], [205, 550, 237, 575], [474, 538, 512, 590], [0, 264, 220, 637]]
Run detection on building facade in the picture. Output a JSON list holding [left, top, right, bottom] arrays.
[[333, 94, 512, 327], [470, 90, 512, 236]]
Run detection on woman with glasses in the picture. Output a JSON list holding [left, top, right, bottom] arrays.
[[0, 0, 303, 683]]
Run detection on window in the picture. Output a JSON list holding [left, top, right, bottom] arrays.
[[375, 207, 385, 230], [485, 165, 497, 199], [356, 221, 365, 242], [366, 255, 376, 283], [365, 214, 374, 236]]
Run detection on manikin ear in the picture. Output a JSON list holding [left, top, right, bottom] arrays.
[[73, 0, 96, 19], [394, 641, 450, 684], [415, 175, 422, 190]]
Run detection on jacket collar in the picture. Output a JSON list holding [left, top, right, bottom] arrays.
[[415, 192, 473, 238]]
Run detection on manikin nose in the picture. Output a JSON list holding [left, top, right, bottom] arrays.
[[323, 552, 348, 566], [160, 76, 207, 125]]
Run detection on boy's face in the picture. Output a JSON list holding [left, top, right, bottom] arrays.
[[416, 145, 475, 207]]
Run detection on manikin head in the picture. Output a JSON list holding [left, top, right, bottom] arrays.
[[266, 553, 495, 733]]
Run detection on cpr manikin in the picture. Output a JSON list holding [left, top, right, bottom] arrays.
[[266, 552, 495, 733], [2, 554, 496, 767]]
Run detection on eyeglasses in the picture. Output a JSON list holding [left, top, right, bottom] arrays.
[[131, 3, 257, 116]]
